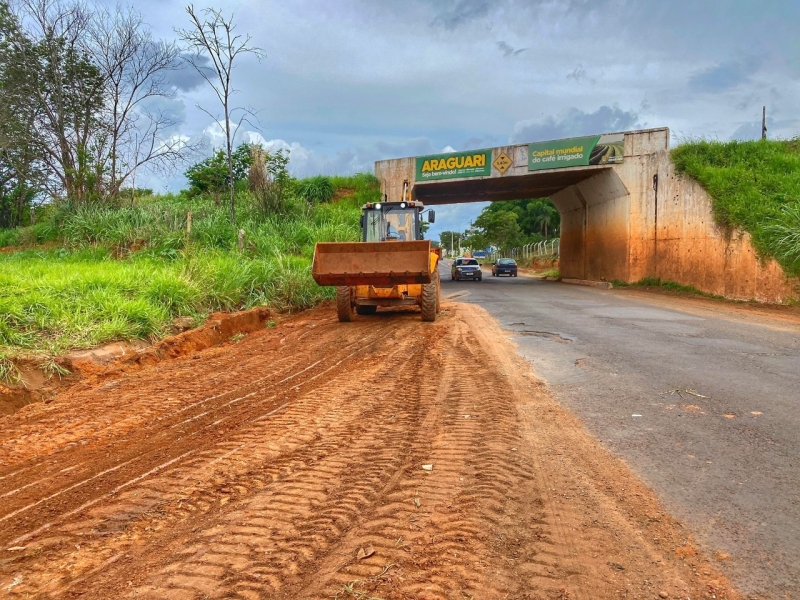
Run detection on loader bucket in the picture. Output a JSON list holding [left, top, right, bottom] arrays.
[[312, 240, 433, 286]]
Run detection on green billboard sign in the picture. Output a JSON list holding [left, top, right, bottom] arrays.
[[528, 133, 624, 171], [416, 149, 492, 181]]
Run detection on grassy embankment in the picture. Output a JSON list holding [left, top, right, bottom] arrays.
[[672, 138, 800, 278], [611, 139, 800, 297], [0, 175, 374, 377]]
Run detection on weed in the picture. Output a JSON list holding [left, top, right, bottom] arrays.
[[0, 353, 21, 384], [614, 276, 725, 299], [297, 175, 335, 204], [39, 358, 71, 379], [229, 332, 246, 344]]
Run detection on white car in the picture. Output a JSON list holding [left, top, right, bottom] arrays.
[[451, 257, 482, 281]]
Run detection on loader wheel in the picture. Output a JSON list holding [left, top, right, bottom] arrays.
[[421, 275, 438, 322], [336, 286, 352, 322], [435, 270, 441, 312], [355, 305, 377, 315]]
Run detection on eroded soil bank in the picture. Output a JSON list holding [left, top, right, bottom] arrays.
[[0, 303, 738, 599]]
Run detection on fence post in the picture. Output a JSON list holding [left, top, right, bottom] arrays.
[[186, 211, 192, 235], [30, 206, 36, 225], [238, 229, 245, 252]]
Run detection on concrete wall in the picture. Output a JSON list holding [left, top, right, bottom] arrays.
[[376, 157, 415, 202], [642, 154, 796, 302], [551, 169, 631, 282]]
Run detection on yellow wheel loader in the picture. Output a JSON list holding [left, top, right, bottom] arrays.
[[311, 198, 441, 322]]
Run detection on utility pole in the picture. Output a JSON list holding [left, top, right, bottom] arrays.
[[762, 106, 767, 140]]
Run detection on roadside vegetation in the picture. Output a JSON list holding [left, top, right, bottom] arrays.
[[672, 138, 800, 277], [0, 170, 372, 369], [612, 276, 724, 300], [0, 0, 378, 375]]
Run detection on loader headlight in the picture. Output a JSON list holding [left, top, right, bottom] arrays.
[[375, 203, 382, 209], [400, 202, 406, 208]]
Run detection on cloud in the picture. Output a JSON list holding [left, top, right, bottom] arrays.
[[139, 97, 187, 133], [221, 131, 451, 178], [510, 106, 641, 143], [496, 41, 527, 57], [165, 54, 214, 92], [431, 0, 490, 30], [566, 64, 593, 84], [688, 56, 762, 93], [460, 135, 501, 150]]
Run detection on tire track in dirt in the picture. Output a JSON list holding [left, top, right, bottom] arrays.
[[42, 324, 429, 598], [302, 317, 542, 599], [0, 318, 395, 535], [0, 315, 400, 591], [0, 304, 741, 599]]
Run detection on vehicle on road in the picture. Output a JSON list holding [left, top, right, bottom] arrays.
[[492, 258, 518, 277], [452, 257, 482, 281], [311, 182, 441, 322]]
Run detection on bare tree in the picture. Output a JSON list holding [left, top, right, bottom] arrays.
[[177, 5, 264, 225], [88, 5, 197, 197]]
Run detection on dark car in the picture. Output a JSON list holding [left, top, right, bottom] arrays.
[[492, 258, 518, 277], [451, 257, 482, 281]]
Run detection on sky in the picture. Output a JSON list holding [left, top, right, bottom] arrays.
[[119, 0, 800, 241]]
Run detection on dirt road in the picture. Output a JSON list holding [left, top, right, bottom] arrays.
[[0, 302, 738, 599]]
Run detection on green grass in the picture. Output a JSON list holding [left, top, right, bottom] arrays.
[[672, 138, 800, 276], [0, 175, 375, 364], [612, 276, 724, 299], [296, 175, 335, 204], [0, 247, 337, 357]]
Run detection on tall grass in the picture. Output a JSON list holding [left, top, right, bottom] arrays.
[[672, 138, 800, 276], [0, 248, 335, 357], [296, 175, 335, 204], [0, 174, 374, 360]]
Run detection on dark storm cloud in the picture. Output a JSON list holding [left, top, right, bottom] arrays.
[[431, 0, 490, 30], [140, 97, 187, 133], [688, 56, 762, 93], [165, 54, 214, 92], [567, 64, 593, 84], [511, 106, 641, 143], [497, 41, 527, 57]]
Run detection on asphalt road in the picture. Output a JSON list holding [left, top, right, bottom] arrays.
[[440, 262, 800, 599]]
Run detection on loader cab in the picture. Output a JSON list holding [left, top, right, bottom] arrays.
[[360, 201, 435, 242]]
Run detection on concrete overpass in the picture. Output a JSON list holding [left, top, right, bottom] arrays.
[[374, 128, 796, 303]]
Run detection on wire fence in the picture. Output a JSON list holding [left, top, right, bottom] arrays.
[[488, 238, 560, 262]]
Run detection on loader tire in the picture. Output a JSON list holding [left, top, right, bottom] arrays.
[[421, 275, 438, 322], [435, 269, 441, 312], [336, 286, 352, 322], [355, 305, 377, 315]]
